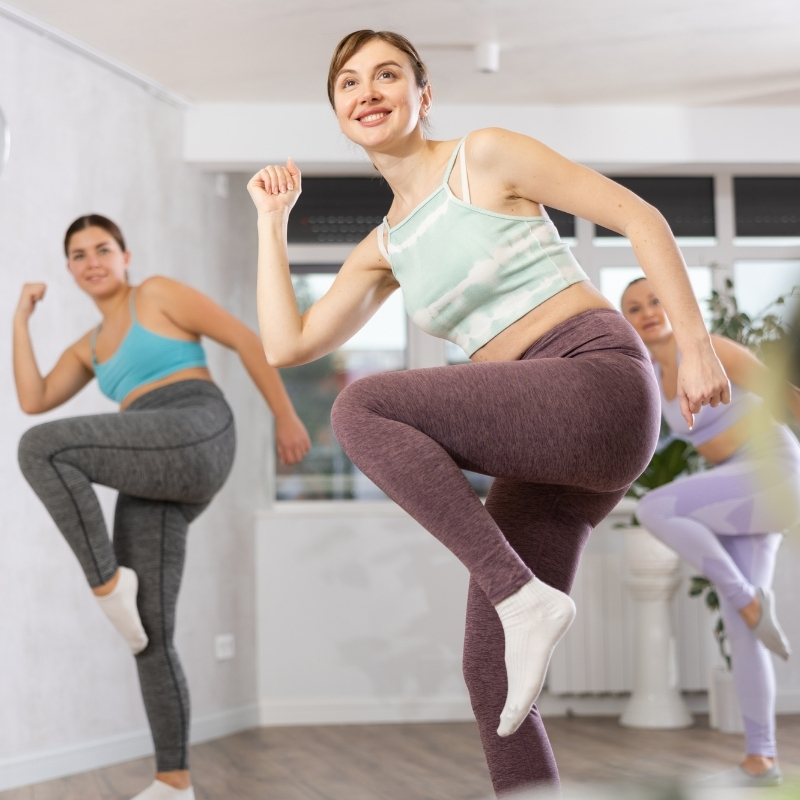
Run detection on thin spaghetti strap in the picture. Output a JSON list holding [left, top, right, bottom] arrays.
[[459, 136, 471, 204], [90, 326, 101, 362], [129, 287, 138, 323], [376, 221, 393, 268], [442, 136, 467, 187]]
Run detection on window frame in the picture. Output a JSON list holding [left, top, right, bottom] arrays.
[[276, 169, 800, 504]]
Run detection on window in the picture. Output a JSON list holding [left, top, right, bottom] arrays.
[[543, 207, 575, 241], [594, 177, 715, 244], [734, 178, 800, 242], [288, 178, 393, 244], [732, 260, 800, 325], [600, 266, 714, 322], [275, 270, 407, 500]]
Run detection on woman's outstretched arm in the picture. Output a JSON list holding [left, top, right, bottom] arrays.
[[711, 334, 800, 421], [13, 283, 93, 414], [467, 128, 730, 427], [139, 277, 311, 464], [248, 159, 398, 367]]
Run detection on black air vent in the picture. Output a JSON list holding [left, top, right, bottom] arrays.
[[594, 177, 715, 238], [288, 178, 393, 244], [734, 177, 800, 237]]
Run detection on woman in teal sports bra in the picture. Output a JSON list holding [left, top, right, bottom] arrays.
[[13, 214, 310, 800], [248, 30, 730, 795]]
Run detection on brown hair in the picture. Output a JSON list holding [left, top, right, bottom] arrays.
[[327, 30, 429, 108], [64, 214, 126, 256]]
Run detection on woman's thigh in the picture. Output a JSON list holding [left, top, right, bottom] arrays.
[[334, 352, 658, 493], [21, 403, 234, 504], [647, 448, 800, 536]]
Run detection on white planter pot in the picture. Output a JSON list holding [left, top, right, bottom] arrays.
[[619, 526, 693, 729], [708, 665, 744, 734]]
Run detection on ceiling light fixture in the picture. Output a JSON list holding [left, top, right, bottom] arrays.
[[475, 41, 500, 73]]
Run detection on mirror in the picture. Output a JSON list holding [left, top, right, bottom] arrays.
[[0, 106, 9, 177]]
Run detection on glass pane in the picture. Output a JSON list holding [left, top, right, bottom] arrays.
[[276, 273, 407, 500], [600, 266, 713, 323], [733, 260, 800, 325], [595, 177, 715, 238], [446, 340, 470, 365], [734, 178, 800, 238]]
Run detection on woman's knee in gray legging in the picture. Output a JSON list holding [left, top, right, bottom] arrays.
[[17, 422, 54, 484]]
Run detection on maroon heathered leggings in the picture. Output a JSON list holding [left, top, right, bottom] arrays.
[[331, 308, 660, 795]]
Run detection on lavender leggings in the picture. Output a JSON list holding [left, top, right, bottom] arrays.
[[637, 424, 800, 758], [331, 309, 660, 795]]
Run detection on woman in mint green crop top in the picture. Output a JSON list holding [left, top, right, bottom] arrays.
[[13, 214, 310, 797], [248, 31, 731, 793]]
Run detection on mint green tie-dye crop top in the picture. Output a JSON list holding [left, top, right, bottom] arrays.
[[376, 135, 589, 356]]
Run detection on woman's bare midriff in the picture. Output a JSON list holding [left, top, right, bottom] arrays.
[[470, 281, 615, 363], [695, 407, 775, 464], [119, 367, 214, 411]]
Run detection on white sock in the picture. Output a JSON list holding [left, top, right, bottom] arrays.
[[95, 566, 149, 655], [495, 577, 576, 738], [131, 780, 195, 800]]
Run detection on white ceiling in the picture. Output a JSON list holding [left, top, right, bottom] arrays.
[[6, 0, 800, 105]]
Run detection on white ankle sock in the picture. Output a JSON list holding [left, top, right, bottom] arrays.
[[495, 577, 575, 738], [131, 780, 195, 800], [95, 566, 149, 655]]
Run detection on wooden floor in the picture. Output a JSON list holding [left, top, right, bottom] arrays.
[[4, 715, 800, 799]]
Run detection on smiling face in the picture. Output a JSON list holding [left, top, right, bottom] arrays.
[[332, 38, 432, 151], [621, 278, 673, 345], [66, 226, 130, 299]]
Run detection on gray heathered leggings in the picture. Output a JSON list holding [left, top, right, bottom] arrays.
[[331, 309, 661, 795], [18, 380, 235, 773]]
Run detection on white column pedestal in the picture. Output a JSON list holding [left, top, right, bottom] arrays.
[[620, 526, 694, 729]]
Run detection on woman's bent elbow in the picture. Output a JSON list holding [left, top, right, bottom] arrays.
[[18, 397, 44, 415]]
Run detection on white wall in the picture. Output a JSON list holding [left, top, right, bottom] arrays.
[[0, 16, 270, 789], [185, 103, 800, 172]]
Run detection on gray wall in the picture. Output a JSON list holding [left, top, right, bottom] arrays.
[[0, 14, 269, 768]]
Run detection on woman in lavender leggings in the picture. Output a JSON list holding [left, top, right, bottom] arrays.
[[248, 30, 729, 795], [623, 277, 800, 789]]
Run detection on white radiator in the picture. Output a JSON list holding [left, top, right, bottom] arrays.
[[547, 510, 717, 696]]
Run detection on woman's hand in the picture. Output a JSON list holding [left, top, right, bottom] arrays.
[[275, 412, 312, 465], [247, 158, 302, 217], [16, 283, 47, 322], [677, 345, 731, 428]]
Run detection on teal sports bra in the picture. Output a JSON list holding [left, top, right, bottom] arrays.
[[91, 289, 208, 403], [377, 135, 589, 356]]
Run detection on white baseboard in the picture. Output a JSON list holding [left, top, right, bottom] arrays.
[[258, 695, 475, 727], [0, 703, 259, 792], [259, 688, 800, 729]]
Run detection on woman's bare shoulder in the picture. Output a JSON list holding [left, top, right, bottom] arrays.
[[69, 328, 96, 369]]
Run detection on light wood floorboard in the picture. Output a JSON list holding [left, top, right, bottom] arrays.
[[3, 715, 799, 799]]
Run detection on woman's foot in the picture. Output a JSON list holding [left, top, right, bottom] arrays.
[[94, 566, 149, 654], [131, 779, 194, 799], [741, 588, 791, 660], [495, 577, 575, 738]]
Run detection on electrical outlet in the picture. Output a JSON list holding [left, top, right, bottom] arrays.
[[214, 633, 235, 661]]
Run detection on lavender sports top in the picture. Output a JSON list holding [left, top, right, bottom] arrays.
[[654, 352, 762, 446]]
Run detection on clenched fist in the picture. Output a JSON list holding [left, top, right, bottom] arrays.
[[16, 283, 47, 322], [247, 158, 302, 218]]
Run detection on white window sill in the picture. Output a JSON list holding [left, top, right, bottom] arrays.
[[733, 237, 800, 247], [593, 237, 718, 248]]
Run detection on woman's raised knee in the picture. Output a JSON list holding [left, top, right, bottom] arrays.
[[17, 423, 56, 478], [330, 376, 385, 442]]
